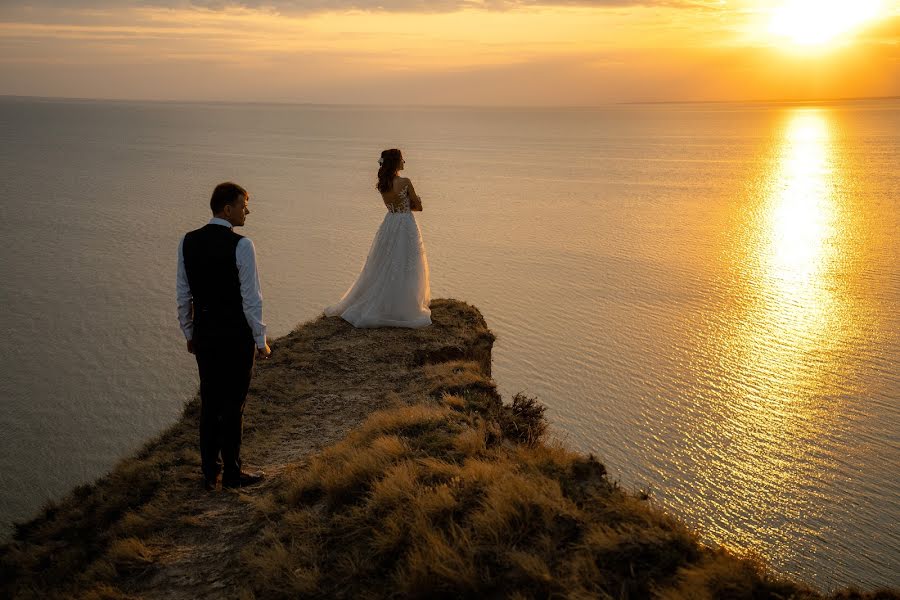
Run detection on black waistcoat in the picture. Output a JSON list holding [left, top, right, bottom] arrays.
[[183, 224, 252, 341]]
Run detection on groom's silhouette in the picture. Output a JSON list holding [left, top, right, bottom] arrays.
[[176, 182, 271, 491]]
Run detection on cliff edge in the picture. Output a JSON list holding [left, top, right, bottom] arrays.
[[1, 299, 895, 599]]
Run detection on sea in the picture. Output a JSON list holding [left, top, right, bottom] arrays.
[[0, 96, 897, 591]]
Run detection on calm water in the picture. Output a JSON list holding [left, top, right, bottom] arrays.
[[0, 97, 897, 591]]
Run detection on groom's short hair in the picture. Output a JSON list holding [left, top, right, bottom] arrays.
[[210, 182, 248, 214]]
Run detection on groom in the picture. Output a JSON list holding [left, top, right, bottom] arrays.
[[176, 182, 271, 491]]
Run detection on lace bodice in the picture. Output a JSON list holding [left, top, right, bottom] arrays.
[[385, 185, 411, 214]]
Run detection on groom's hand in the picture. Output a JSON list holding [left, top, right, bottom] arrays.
[[257, 343, 271, 359]]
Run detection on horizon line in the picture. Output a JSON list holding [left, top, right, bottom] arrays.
[[1, 93, 898, 109]]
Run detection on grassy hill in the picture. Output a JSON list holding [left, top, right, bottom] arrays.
[[1, 299, 896, 599]]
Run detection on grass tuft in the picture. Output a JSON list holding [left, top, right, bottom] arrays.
[[106, 537, 154, 568]]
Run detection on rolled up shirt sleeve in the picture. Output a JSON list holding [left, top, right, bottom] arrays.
[[176, 236, 194, 341], [235, 237, 267, 348]]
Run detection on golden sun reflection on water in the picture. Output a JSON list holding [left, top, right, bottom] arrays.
[[767, 112, 835, 286], [687, 108, 859, 564], [752, 110, 841, 380]]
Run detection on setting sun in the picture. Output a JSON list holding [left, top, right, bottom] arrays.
[[1, 1, 898, 104], [768, 0, 885, 47]]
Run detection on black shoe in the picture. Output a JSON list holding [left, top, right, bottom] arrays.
[[202, 476, 219, 491], [222, 470, 264, 489]]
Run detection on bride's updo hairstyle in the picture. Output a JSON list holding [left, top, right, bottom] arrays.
[[376, 148, 403, 193]]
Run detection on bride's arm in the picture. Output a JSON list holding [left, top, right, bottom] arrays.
[[406, 179, 423, 211]]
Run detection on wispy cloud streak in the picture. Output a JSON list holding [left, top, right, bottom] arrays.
[[2, 0, 726, 17]]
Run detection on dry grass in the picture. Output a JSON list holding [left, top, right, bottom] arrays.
[[0, 299, 497, 599], [106, 538, 155, 569], [0, 406, 200, 599], [241, 385, 896, 600], [79, 584, 138, 600], [2, 298, 896, 600]]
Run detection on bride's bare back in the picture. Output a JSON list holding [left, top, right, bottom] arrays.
[[381, 176, 422, 212]]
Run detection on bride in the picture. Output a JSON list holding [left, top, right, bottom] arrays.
[[324, 148, 432, 328]]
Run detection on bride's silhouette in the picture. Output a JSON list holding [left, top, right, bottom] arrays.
[[324, 148, 431, 328]]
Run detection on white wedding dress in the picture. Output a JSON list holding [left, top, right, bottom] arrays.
[[324, 185, 431, 328]]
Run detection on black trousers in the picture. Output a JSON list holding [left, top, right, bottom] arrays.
[[194, 334, 256, 481]]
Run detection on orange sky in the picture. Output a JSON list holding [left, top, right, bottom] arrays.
[[0, 1, 897, 104]]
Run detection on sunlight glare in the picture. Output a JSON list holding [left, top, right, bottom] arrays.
[[768, 0, 883, 47], [768, 112, 833, 280]]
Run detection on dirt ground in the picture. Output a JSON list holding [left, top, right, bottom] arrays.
[[116, 298, 494, 599]]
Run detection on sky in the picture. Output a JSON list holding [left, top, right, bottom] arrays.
[[0, 0, 898, 105]]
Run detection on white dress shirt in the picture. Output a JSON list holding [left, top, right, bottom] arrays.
[[176, 217, 267, 349]]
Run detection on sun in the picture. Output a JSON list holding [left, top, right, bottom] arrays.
[[768, 0, 884, 47]]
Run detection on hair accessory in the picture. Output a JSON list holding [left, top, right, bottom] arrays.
[[378, 157, 384, 165]]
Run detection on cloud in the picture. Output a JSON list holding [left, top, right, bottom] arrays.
[[180, 0, 725, 11], [2, 0, 726, 16]]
